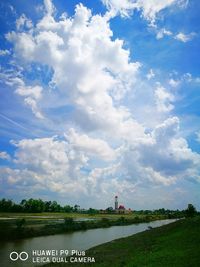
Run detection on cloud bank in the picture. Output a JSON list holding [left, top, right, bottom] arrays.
[[0, 0, 199, 209]]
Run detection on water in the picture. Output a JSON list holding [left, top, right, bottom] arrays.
[[0, 219, 177, 267]]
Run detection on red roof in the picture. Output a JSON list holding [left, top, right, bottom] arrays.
[[118, 205, 125, 209]]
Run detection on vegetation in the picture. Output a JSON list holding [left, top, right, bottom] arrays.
[[46, 216, 200, 267], [0, 198, 74, 213], [0, 198, 198, 242], [0, 198, 193, 218], [185, 203, 197, 218], [0, 214, 167, 241]]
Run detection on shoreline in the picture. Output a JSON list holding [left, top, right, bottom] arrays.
[[45, 216, 200, 267], [0, 214, 177, 242]]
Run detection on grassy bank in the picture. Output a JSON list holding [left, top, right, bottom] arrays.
[[47, 216, 200, 267], [0, 213, 167, 241], [0, 212, 167, 220]]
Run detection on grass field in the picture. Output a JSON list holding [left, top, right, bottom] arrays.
[[0, 212, 153, 220], [46, 216, 200, 267]]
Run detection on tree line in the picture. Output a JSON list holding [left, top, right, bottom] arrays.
[[0, 198, 75, 213], [0, 198, 198, 217]]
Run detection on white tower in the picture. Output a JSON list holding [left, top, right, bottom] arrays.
[[115, 195, 118, 210]]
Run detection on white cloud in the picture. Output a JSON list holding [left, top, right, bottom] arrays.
[[196, 132, 200, 143], [15, 81, 44, 119], [44, 0, 56, 15], [0, 151, 11, 160], [154, 84, 175, 112], [8, 136, 87, 194], [146, 69, 155, 80], [101, 0, 137, 17], [169, 78, 180, 87], [0, 49, 10, 56], [102, 0, 188, 24], [13, 137, 71, 175], [0, 132, 116, 197], [127, 117, 200, 181], [16, 85, 42, 100], [2, 0, 200, 207], [155, 28, 197, 43], [65, 128, 116, 161], [8, 128, 116, 189], [0, 68, 44, 119], [168, 72, 200, 87], [137, 0, 180, 24], [7, 2, 142, 138], [175, 32, 196, 42], [156, 28, 172, 39], [16, 14, 33, 31]]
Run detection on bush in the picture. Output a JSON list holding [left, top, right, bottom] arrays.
[[185, 204, 197, 218]]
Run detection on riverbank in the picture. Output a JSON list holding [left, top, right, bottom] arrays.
[[0, 213, 169, 241], [46, 216, 200, 267]]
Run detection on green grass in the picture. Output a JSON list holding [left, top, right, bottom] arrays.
[[46, 216, 200, 267], [0, 212, 151, 220]]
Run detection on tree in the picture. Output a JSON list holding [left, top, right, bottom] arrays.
[[50, 201, 61, 212], [106, 207, 114, 213], [19, 198, 45, 213], [185, 204, 197, 218], [0, 199, 13, 212], [44, 201, 52, 212], [88, 208, 99, 215], [63, 205, 73, 213], [73, 204, 80, 212]]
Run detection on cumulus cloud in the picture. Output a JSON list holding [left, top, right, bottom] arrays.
[[6, 2, 142, 138], [174, 32, 196, 42], [167, 72, 200, 88], [196, 132, 200, 143], [156, 28, 172, 39], [15, 83, 44, 119], [137, 0, 180, 24], [0, 151, 11, 160], [65, 128, 116, 161], [8, 136, 87, 193], [2, 0, 200, 205], [3, 129, 117, 196], [0, 49, 10, 56], [16, 14, 33, 30], [102, 0, 187, 24], [154, 84, 175, 112], [156, 30, 196, 43], [0, 67, 43, 119], [146, 69, 155, 80], [142, 117, 200, 177], [44, 0, 56, 15], [120, 117, 200, 185], [168, 78, 180, 87]]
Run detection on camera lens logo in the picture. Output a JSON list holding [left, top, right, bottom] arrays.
[[10, 251, 29, 261]]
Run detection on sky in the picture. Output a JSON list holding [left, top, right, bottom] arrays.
[[0, 0, 200, 210]]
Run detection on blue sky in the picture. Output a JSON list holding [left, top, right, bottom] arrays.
[[0, 0, 200, 210]]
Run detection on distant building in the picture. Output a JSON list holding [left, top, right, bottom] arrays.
[[118, 205, 125, 214], [114, 196, 132, 214]]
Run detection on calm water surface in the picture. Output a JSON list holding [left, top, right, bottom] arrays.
[[0, 219, 177, 267]]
